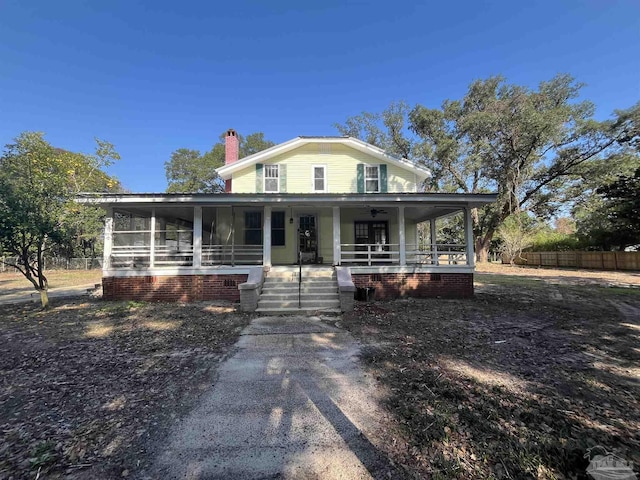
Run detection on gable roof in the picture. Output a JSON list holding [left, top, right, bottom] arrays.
[[215, 136, 431, 181]]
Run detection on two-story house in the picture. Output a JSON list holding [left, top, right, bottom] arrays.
[[79, 129, 496, 312]]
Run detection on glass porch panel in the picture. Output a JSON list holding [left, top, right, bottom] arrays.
[[201, 207, 263, 266], [111, 210, 152, 267], [154, 207, 194, 267]]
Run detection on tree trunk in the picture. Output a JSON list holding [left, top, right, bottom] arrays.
[[475, 232, 494, 263], [39, 289, 49, 309]]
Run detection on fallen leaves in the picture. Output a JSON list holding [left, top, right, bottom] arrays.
[[0, 298, 251, 479]]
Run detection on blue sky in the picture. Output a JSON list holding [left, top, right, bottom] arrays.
[[1, 0, 638, 192]]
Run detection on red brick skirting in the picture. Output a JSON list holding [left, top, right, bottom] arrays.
[[352, 273, 473, 299], [102, 275, 248, 302]]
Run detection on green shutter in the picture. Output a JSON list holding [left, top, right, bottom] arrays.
[[380, 164, 387, 193], [279, 164, 287, 193], [356, 164, 364, 193], [256, 164, 263, 193]]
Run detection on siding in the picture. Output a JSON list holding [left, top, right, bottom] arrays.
[[232, 143, 418, 193]]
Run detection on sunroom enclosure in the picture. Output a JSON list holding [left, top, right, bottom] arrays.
[[102, 201, 480, 273]]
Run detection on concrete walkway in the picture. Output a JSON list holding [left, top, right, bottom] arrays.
[[146, 316, 400, 480]]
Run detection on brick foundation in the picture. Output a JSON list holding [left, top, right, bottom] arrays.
[[351, 272, 473, 299], [102, 274, 248, 302]]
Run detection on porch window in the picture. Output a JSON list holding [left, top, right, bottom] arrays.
[[264, 165, 279, 193], [312, 165, 326, 192], [244, 211, 262, 245], [272, 211, 285, 246], [365, 165, 380, 193]]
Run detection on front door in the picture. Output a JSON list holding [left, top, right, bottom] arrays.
[[298, 215, 317, 264], [354, 221, 389, 263]]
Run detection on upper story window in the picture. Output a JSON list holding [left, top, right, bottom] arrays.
[[312, 165, 326, 192], [365, 165, 380, 193], [264, 165, 279, 193]]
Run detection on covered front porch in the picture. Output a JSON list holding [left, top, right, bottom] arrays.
[[89, 193, 496, 276]]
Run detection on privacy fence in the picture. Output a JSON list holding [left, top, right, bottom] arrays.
[[507, 251, 640, 271], [0, 257, 102, 273]]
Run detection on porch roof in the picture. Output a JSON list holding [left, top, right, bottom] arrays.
[[78, 192, 496, 207], [77, 192, 497, 221]]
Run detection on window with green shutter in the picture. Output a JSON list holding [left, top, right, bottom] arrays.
[[380, 164, 388, 193], [357, 164, 364, 193], [255, 164, 263, 193]]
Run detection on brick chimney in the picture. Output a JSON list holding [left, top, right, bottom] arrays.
[[224, 129, 239, 192], [225, 129, 239, 165]]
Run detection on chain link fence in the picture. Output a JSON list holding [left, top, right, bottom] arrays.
[[0, 257, 103, 272]]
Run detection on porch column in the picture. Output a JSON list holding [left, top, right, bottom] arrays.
[[430, 218, 439, 266], [263, 206, 272, 267], [333, 206, 341, 265], [464, 206, 475, 267], [193, 206, 202, 268], [398, 205, 406, 266], [103, 208, 113, 271], [150, 208, 156, 268]]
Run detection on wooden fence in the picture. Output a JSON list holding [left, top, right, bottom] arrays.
[[506, 251, 640, 271]]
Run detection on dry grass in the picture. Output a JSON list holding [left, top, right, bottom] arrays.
[[476, 262, 640, 287], [0, 298, 252, 479], [338, 266, 640, 479], [0, 269, 102, 294]]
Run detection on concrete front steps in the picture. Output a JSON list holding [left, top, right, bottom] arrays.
[[256, 266, 340, 314]]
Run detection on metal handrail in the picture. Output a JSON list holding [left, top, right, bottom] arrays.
[[298, 250, 302, 309]]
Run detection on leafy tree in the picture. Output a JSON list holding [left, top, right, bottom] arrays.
[[497, 213, 536, 265], [337, 76, 639, 261], [165, 131, 274, 193], [0, 132, 119, 308], [575, 168, 640, 250]]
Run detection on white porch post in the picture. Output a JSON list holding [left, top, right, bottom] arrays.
[[193, 206, 202, 268], [150, 208, 156, 268], [398, 205, 406, 266], [430, 218, 439, 266], [333, 206, 341, 265], [103, 208, 113, 271], [464, 206, 476, 267], [263, 206, 272, 267]]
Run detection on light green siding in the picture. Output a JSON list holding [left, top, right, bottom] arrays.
[[232, 143, 417, 193]]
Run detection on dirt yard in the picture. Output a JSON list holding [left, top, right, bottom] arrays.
[[1, 264, 638, 479], [0, 299, 252, 479], [338, 265, 640, 479]]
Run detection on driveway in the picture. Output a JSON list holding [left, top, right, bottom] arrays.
[[145, 315, 400, 480]]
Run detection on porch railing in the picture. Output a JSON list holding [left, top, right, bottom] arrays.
[[406, 244, 468, 265], [202, 245, 263, 266], [339, 243, 468, 266], [110, 234, 263, 268], [340, 243, 400, 266]]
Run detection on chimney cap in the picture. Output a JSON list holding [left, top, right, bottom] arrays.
[[226, 128, 237, 137]]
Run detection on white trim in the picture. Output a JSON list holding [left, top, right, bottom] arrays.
[[103, 208, 113, 271], [348, 265, 474, 274], [398, 205, 406, 266], [149, 208, 156, 268], [263, 164, 279, 193], [215, 136, 431, 180], [464, 206, 475, 267], [104, 267, 254, 277], [78, 192, 497, 208], [311, 164, 327, 193], [363, 163, 381, 193], [333, 206, 341, 265], [193, 206, 202, 268]]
